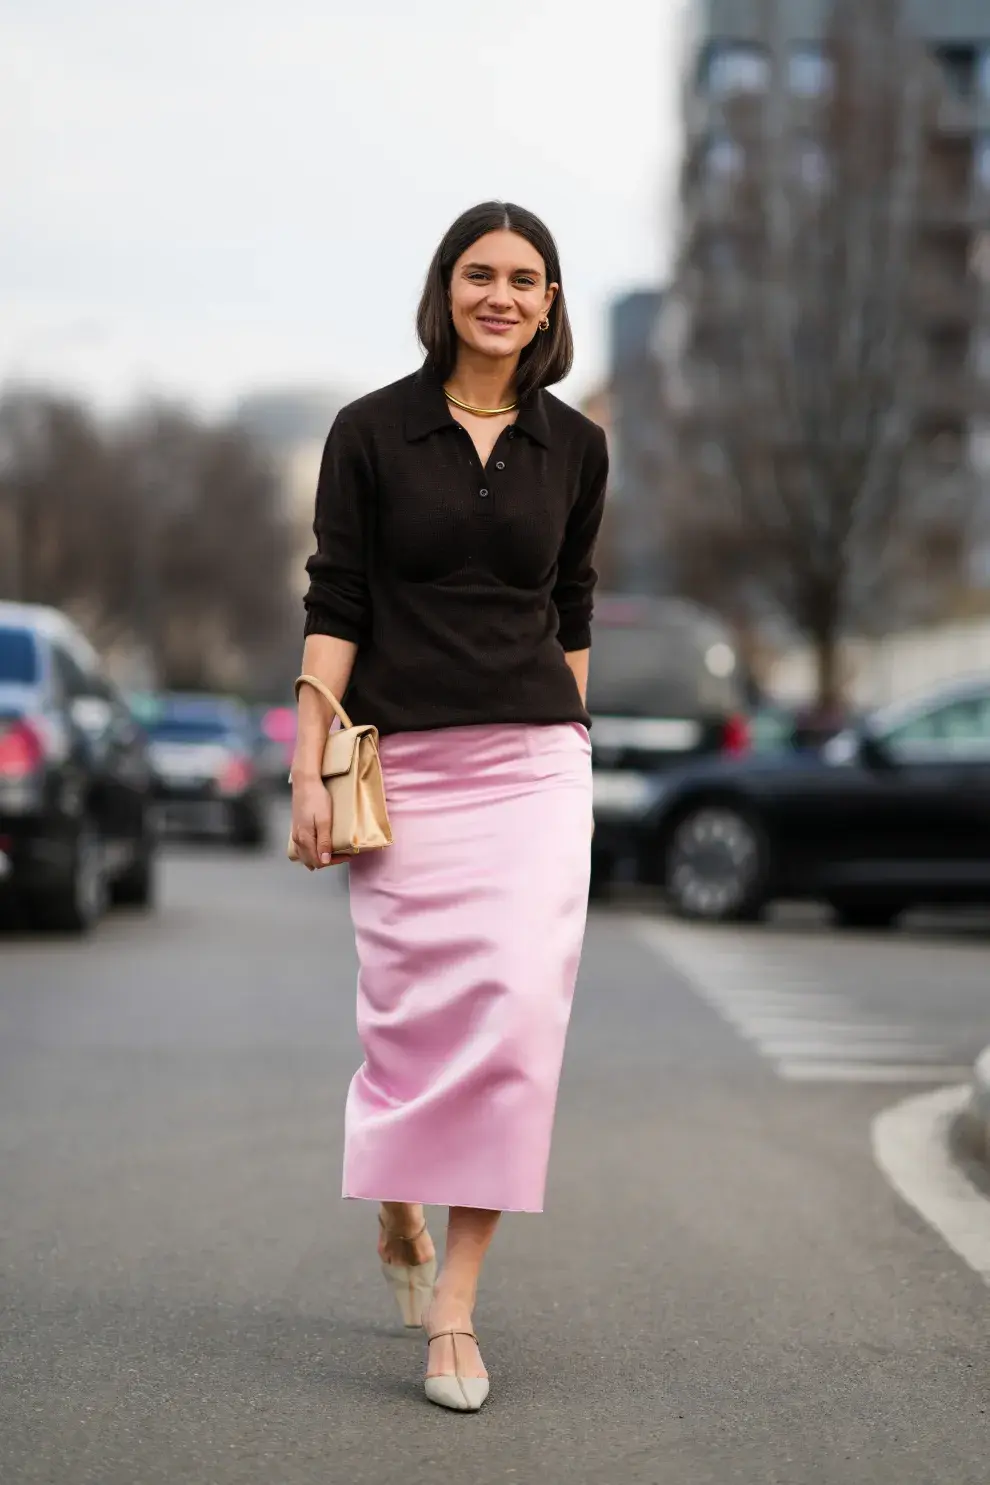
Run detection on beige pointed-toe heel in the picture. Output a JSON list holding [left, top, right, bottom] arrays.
[[378, 1215, 437, 1329], [424, 1328, 490, 1412]]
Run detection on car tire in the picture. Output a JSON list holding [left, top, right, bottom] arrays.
[[30, 818, 108, 934], [664, 802, 768, 924], [231, 804, 268, 851], [830, 899, 904, 931], [111, 826, 157, 909]]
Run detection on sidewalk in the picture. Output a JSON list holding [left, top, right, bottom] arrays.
[[960, 1044, 990, 1166]]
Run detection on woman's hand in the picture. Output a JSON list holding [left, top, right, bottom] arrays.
[[291, 776, 344, 869]]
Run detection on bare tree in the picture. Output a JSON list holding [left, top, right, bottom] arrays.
[[0, 392, 135, 646], [118, 405, 297, 694], [0, 390, 298, 697], [668, 0, 981, 706]]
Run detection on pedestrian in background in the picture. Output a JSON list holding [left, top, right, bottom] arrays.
[[290, 201, 608, 1412]]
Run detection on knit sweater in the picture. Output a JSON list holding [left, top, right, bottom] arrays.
[[303, 363, 609, 736]]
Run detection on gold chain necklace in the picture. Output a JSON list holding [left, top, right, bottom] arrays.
[[444, 388, 519, 418]]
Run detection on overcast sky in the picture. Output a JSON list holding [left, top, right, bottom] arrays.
[[3, 0, 688, 416]]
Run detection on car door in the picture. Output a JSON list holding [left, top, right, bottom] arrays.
[[873, 688, 990, 891], [746, 737, 901, 887], [50, 642, 135, 850]]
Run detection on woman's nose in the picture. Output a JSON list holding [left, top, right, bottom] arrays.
[[486, 283, 513, 308]]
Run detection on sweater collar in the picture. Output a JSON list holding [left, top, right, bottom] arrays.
[[404, 363, 551, 448]]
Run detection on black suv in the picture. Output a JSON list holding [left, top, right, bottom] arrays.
[[0, 602, 157, 932]]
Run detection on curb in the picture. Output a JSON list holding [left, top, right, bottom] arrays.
[[957, 1044, 990, 1166]]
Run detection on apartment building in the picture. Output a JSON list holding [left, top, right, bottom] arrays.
[[605, 289, 670, 593], [234, 388, 344, 594], [674, 0, 990, 585]]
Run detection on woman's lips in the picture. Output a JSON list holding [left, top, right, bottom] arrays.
[[476, 317, 517, 334]]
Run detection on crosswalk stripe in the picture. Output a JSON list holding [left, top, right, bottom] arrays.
[[779, 1062, 974, 1083], [633, 916, 966, 1086], [758, 1039, 947, 1059]]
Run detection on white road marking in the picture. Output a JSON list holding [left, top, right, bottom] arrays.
[[764, 1040, 947, 1060], [784, 1062, 974, 1083], [636, 916, 969, 1086], [872, 1085, 990, 1284], [720, 1019, 928, 1039]]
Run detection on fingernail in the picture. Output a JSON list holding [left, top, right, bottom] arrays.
[[320, 853, 331, 864]]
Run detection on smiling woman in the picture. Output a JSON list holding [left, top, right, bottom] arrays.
[[290, 201, 607, 1414], [416, 200, 573, 404]]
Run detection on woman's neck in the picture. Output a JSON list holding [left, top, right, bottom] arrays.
[[445, 350, 519, 409]]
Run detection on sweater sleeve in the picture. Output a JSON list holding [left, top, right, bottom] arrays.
[[303, 413, 373, 644], [552, 425, 609, 652]]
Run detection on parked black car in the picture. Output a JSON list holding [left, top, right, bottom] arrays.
[[633, 675, 990, 926], [589, 595, 751, 897], [142, 693, 270, 848], [0, 602, 157, 932]]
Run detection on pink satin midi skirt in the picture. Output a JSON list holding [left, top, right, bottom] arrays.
[[343, 721, 593, 1213]]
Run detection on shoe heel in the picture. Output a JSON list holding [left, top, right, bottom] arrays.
[[381, 1255, 437, 1328]]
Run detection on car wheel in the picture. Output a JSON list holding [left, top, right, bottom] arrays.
[[111, 826, 157, 909], [231, 803, 269, 851], [830, 899, 904, 931], [665, 803, 767, 923], [30, 818, 108, 934]]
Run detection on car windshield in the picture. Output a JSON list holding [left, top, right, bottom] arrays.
[[149, 718, 240, 745], [869, 684, 989, 739], [0, 627, 39, 685], [587, 624, 741, 716]]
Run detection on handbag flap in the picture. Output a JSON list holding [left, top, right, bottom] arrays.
[[321, 724, 380, 779]]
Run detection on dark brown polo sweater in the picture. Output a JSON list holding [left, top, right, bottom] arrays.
[[303, 362, 608, 736]]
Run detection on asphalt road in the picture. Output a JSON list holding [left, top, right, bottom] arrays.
[[2, 814, 990, 1485]]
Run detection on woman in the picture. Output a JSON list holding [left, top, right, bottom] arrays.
[[290, 201, 608, 1412]]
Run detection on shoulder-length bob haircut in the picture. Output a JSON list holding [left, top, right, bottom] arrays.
[[416, 201, 574, 400]]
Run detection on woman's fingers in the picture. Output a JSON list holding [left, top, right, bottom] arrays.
[[315, 810, 334, 866], [292, 817, 318, 870]]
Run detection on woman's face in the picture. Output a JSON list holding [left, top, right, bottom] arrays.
[[448, 229, 558, 366]]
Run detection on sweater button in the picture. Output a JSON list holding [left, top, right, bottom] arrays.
[[495, 460, 505, 470], [479, 487, 489, 498]]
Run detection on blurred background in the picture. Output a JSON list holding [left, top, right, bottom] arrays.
[[4, 0, 990, 713], [6, 0, 990, 917], [0, 0, 677, 699], [7, 5, 990, 1478]]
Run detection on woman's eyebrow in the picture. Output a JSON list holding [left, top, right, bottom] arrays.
[[461, 261, 541, 275]]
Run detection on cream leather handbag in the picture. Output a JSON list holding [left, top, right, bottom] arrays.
[[286, 674, 392, 863]]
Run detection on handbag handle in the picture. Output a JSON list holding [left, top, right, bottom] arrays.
[[294, 673, 354, 731]]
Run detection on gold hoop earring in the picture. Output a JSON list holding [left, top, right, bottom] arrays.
[[538, 316, 551, 333]]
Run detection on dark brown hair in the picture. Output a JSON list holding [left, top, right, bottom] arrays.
[[416, 201, 574, 399]]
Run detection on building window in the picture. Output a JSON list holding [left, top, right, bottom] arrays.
[[974, 331, 990, 378], [975, 138, 990, 192], [970, 421, 990, 473], [705, 135, 744, 179], [706, 44, 769, 97], [699, 236, 737, 272], [702, 136, 744, 208], [939, 45, 977, 97], [789, 47, 832, 97], [793, 138, 829, 191], [971, 230, 990, 281]]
